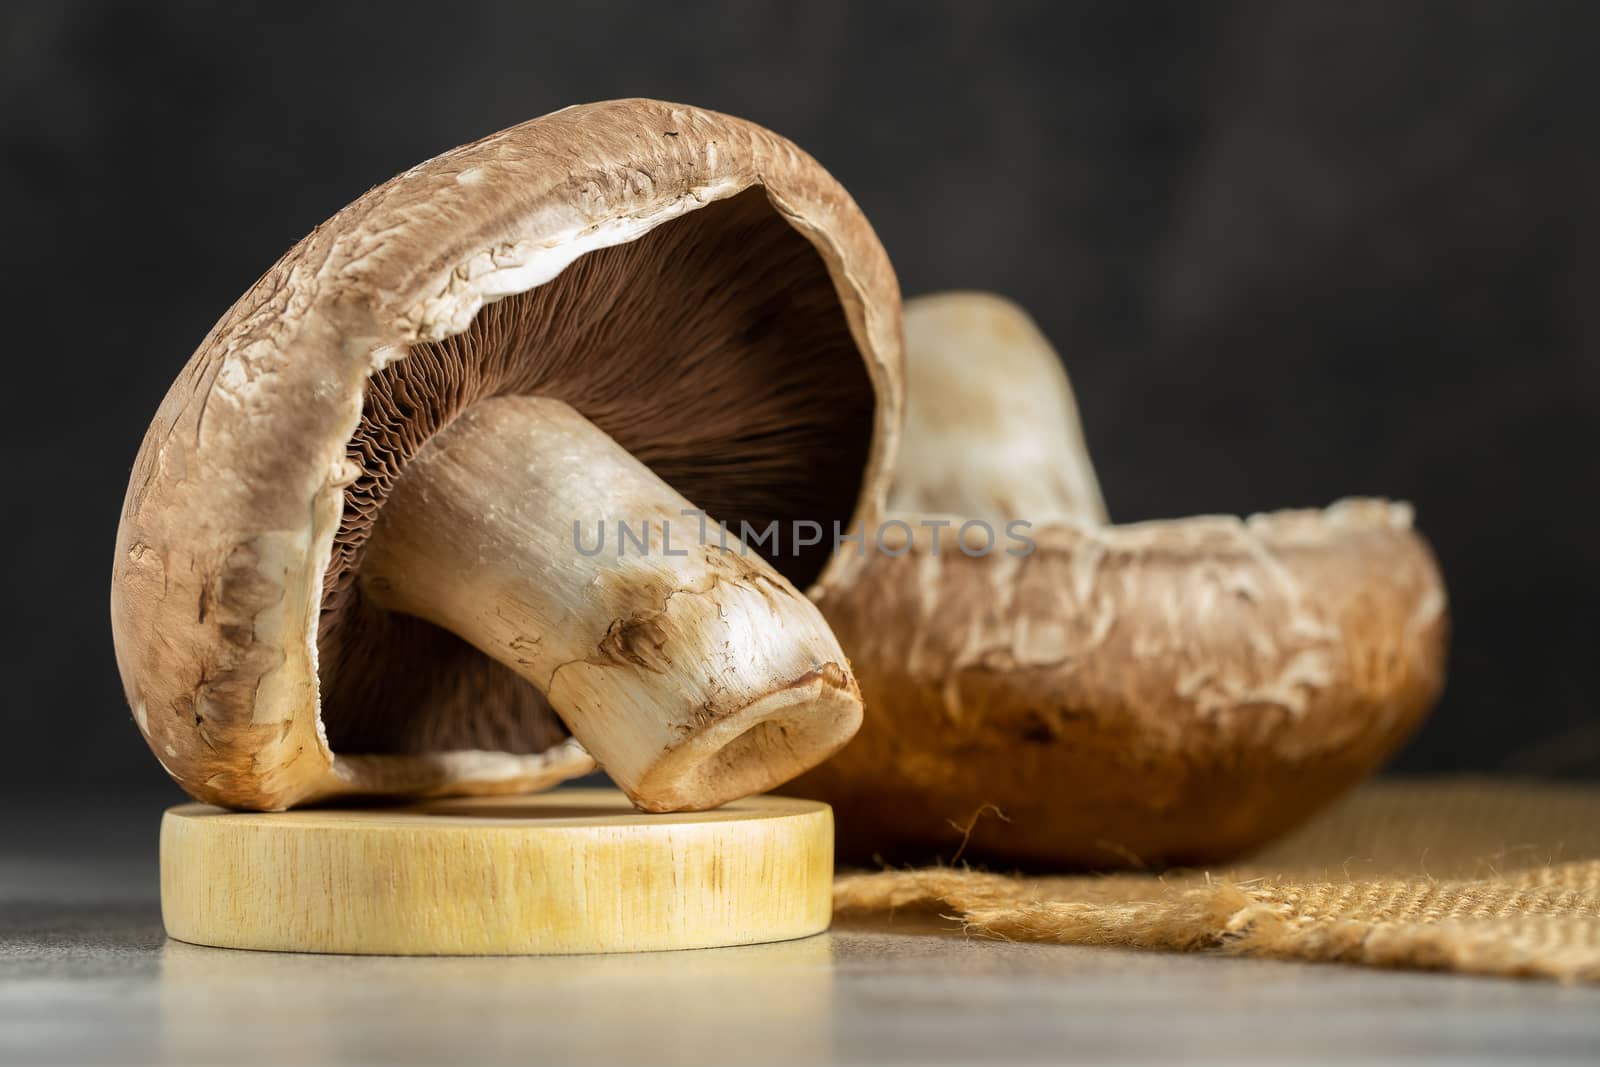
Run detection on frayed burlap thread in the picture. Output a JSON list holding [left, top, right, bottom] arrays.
[[833, 779, 1600, 981]]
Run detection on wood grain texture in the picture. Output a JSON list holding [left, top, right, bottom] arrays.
[[160, 790, 832, 955]]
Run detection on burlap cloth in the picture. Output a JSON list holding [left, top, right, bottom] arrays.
[[834, 778, 1600, 981]]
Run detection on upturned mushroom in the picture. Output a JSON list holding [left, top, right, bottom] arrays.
[[792, 292, 1448, 867], [111, 100, 902, 812]]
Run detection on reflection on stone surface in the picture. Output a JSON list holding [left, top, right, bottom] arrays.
[[157, 931, 837, 1065], [5, 850, 1600, 1066]]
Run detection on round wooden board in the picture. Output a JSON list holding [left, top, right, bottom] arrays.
[[161, 789, 833, 956]]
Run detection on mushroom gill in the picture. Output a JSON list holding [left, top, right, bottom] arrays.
[[315, 188, 875, 758]]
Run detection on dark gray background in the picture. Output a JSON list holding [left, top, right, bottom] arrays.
[[2, 1, 1596, 808]]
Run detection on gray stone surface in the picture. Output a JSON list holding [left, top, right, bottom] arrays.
[[4, 805, 1599, 1066]]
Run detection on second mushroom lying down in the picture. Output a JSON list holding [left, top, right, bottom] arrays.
[[110, 100, 902, 812], [791, 292, 1448, 868]]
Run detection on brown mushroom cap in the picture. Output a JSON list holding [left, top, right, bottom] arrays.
[[111, 100, 903, 810], [792, 293, 1447, 868]]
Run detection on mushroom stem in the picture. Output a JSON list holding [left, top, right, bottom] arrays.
[[359, 395, 862, 812], [891, 292, 1108, 526]]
